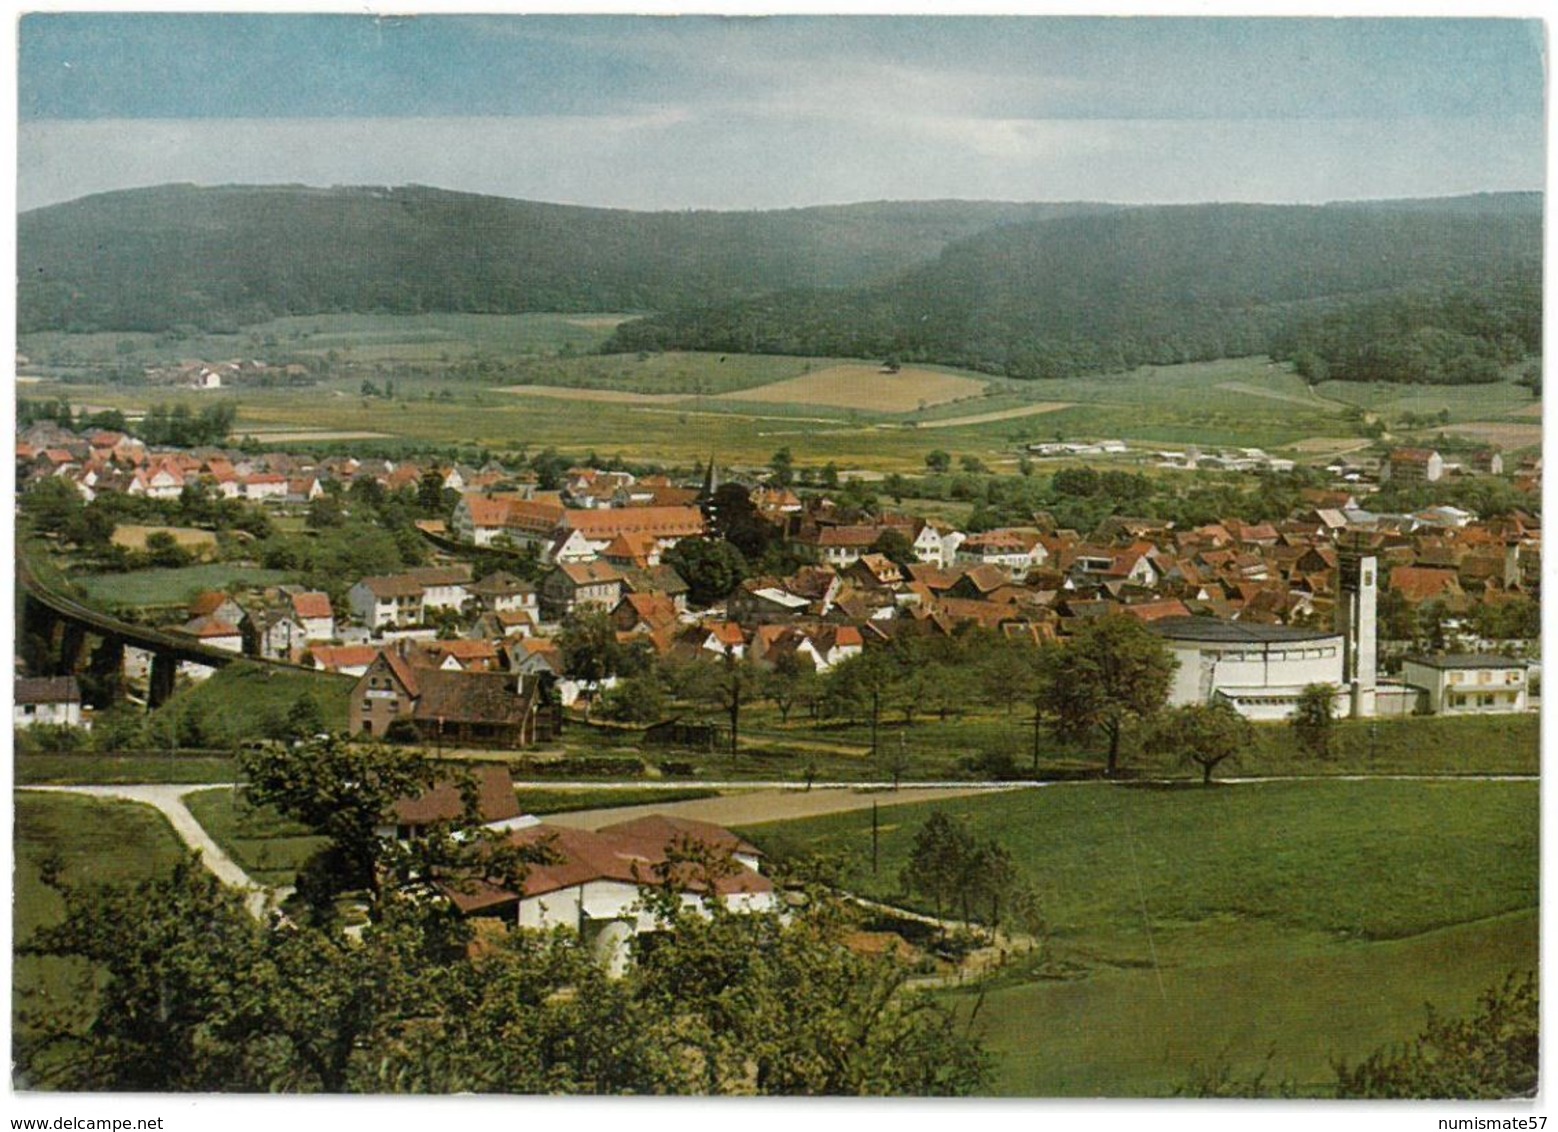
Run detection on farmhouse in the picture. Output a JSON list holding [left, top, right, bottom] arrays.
[[350, 647, 560, 747], [376, 765, 535, 841]]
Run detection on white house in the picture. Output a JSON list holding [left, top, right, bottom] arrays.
[[954, 528, 1047, 580], [1149, 616, 1345, 722], [349, 575, 426, 630], [14, 676, 87, 729], [1400, 654, 1529, 715], [913, 522, 965, 569], [289, 591, 336, 641], [447, 814, 775, 976]]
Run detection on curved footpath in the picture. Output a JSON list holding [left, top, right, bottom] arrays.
[[18, 783, 276, 920]]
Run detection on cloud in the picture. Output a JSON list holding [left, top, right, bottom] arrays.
[[20, 110, 1544, 214]]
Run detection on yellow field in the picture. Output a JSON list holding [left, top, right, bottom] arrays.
[[242, 429, 392, 442], [111, 524, 219, 557], [719, 365, 987, 413], [916, 402, 1072, 429]]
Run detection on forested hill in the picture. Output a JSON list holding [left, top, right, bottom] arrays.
[[606, 197, 1543, 382], [17, 184, 1114, 333]]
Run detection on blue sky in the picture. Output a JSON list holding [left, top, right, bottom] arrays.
[[17, 14, 1547, 211]]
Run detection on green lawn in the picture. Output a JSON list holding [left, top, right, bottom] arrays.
[[14, 793, 188, 1082], [73, 564, 292, 610], [737, 779, 1538, 1096], [183, 788, 328, 887], [15, 753, 238, 785]]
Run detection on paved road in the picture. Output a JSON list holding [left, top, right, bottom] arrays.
[[19, 783, 274, 920]]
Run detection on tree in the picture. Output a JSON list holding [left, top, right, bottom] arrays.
[[1046, 615, 1176, 777], [900, 810, 975, 924], [768, 446, 795, 487], [1290, 683, 1339, 759], [556, 609, 633, 716], [824, 649, 899, 757], [240, 734, 437, 906], [144, 530, 192, 568], [924, 449, 951, 474], [763, 650, 816, 724], [1334, 971, 1537, 1099], [663, 538, 748, 607], [1146, 701, 1254, 786], [868, 527, 917, 568]]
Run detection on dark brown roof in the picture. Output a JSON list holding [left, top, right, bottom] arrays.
[[15, 675, 82, 705], [413, 670, 535, 726], [391, 765, 522, 826]]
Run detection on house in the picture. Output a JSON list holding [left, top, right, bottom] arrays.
[[1384, 449, 1445, 484], [451, 493, 566, 549], [289, 591, 336, 641], [188, 591, 245, 628], [538, 562, 626, 623], [241, 473, 290, 503], [241, 607, 308, 661], [349, 574, 426, 630], [350, 647, 560, 746], [177, 615, 245, 653], [953, 528, 1047, 580], [15, 675, 87, 729], [1399, 654, 1529, 715], [442, 815, 774, 974], [306, 644, 382, 677], [466, 571, 538, 616], [556, 506, 707, 561]]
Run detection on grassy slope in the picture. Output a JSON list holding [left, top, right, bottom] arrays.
[[162, 661, 355, 737], [14, 794, 188, 1071], [738, 779, 1538, 1096]]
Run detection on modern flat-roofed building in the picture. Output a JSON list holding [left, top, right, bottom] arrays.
[[1399, 653, 1529, 715]]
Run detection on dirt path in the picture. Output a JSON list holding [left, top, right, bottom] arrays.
[[913, 402, 1073, 429], [19, 783, 275, 920], [537, 784, 1020, 831]]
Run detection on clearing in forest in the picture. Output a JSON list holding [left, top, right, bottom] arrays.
[[720, 365, 987, 413]]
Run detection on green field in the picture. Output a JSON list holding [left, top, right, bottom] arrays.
[[73, 564, 293, 610], [183, 788, 328, 887], [15, 753, 239, 785], [737, 779, 1538, 1096], [13, 793, 189, 1080], [35, 336, 1533, 469]]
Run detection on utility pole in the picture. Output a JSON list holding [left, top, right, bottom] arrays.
[[871, 801, 879, 876]]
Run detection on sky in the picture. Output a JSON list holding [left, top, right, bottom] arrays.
[[15, 12, 1549, 212]]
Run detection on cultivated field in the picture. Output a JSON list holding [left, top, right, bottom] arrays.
[[110, 524, 219, 556], [720, 364, 988, 413], [914, 402, 1073, 429], [240, 429, 392, 442]]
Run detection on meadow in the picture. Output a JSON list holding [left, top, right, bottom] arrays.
[[73, 563, 292, 609], [23, 322, 1542, 470], [736, 778, 1539, 1096], [183, 787, 328, 887], [13, 793, 188, 1083]]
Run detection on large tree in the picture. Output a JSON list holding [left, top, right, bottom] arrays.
[[1046, 615, 1176, 777], [663, 537, 749, 607], [1146, 701, 1255, 786]]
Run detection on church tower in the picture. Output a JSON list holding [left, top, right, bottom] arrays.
[[1335, 543, 1378, 718]]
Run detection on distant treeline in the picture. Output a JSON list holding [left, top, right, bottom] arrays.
[[608, 201, 1542, 384], [20, 185, 1542, 387], [18, 184, 1107, 334]]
